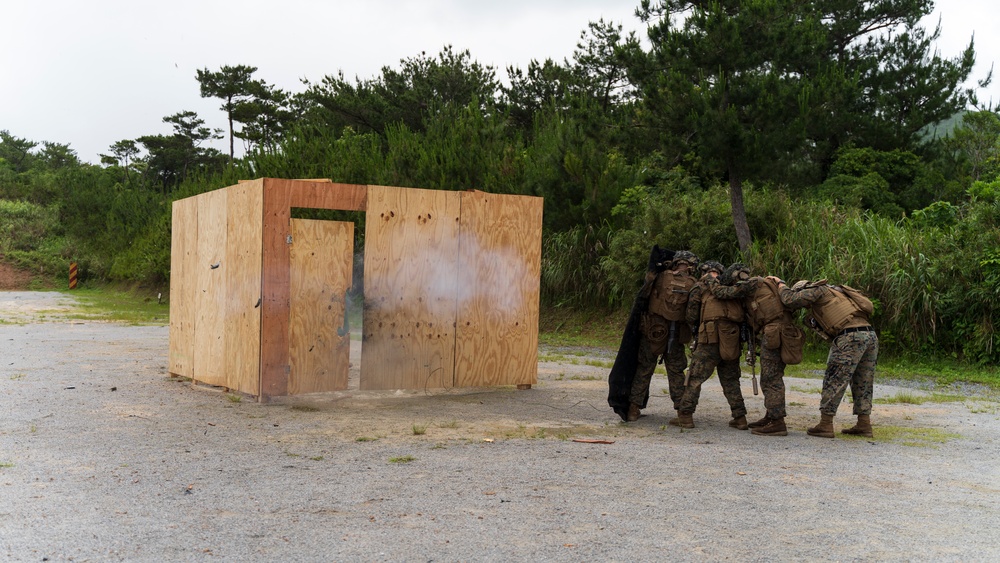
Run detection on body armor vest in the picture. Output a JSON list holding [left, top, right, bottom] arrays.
[[809, 285, 864, 337], [701, 287, 745, 324], [746, 277, 791, 331], [648, 270, 695, 322]]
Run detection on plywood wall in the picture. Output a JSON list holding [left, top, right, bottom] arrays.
[[258, 179, 366, 399], [168, 197, 198, 377], [223, 181, 264, 395], [361, 185, 462, 390], [454, 191, 543, 387], [288, 218, 354, 394], [169, 182, 263, 396], [193, 188, 228, 387]]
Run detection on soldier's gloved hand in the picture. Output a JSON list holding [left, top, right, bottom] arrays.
[[647, 245, 675, 273], [646, 245, 661, 272]]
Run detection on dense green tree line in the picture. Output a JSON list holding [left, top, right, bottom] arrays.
[[1, 0, 998, 363]]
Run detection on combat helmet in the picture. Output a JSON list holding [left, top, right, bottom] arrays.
[[698, 260, 724, 277], [720, 262, 751, 285], [671, 250, 699, 271]]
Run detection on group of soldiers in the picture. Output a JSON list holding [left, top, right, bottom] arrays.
[[608, 247, 879, 439]]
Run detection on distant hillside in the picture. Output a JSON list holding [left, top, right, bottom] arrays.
[[922, 111, 969, 140]]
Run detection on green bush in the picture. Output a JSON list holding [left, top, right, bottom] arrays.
[[0, 199, 61, 253], [601, 177, 792, 306]]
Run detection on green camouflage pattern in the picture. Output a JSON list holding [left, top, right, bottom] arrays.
[[677, 342, 747, 418], [629, 315, 693, 409], [779, 279, 879, 417], [759, 333, 787, 419], [708, 276, 788, 419], [821, 330, 879, 416]]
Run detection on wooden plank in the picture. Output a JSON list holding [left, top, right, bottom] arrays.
[[361, 185, 461, 390], [193, 188, 228, 387], [287, 180, 367, 211], [454, 191, 543, 387], [168, 197, 198, 377], [260, 179, 293, 399], [288, 219, 354, 394], [224, 180, 264, 396]]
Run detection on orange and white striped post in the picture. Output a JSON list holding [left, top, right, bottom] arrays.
[[69, 262, 78, 289]]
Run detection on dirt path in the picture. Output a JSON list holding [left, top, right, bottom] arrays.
[[1, 291, 998, 561]]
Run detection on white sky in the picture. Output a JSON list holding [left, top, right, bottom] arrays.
[[2, 0, 997, 165]]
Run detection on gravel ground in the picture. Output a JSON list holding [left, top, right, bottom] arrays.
[[1, 291, 999, 562]]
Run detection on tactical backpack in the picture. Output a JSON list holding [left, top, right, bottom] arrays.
[[648, 270, 696, 321], [809, 282, 873, 337], [834, 285, 874, 318]]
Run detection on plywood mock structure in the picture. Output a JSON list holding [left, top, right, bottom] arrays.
[[169, 178, 542, 401], [289, 218, 353, 394]]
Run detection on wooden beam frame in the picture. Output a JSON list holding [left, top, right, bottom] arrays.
[[259, 179, 366, 400]]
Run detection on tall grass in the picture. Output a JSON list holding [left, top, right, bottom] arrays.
[[749, 198, 999, 363], [541, 224, 614, 307]]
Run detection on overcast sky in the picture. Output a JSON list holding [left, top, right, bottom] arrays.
[[2, 0, 997, 165]]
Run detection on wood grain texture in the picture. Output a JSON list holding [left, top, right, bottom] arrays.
[[168, 197, 197, 377], [454, 191, 543, 387], [193, 188, 228, 386], [287, 180, 367, 211], [224, 181, 263, 395], [260, 179, 293, 399], [288, 219, 354, 394], [361, 185, 461, 390]]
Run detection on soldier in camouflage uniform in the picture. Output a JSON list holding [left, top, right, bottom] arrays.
[[707, 264, 804, 437], [773, 277, 878, 438], [670, 261, 748, 430], [627, 251, 700, 421]]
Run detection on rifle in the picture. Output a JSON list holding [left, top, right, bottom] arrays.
[[742, 323, 759, 396], [806, 315, 831, 341], [740, 323, 758, 395]]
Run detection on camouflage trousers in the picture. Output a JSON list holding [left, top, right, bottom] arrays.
[[677, 342, 746, 418], [821, 330, 879, 416], [630, 319, 689, 409], [758, 331, 787, 419]]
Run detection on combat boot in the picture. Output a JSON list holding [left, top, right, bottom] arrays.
[[841, 414, 873, 438], [626, 403, 642, 422], [668, 412, 694, 428], [807, 413, 835, 438], [747, 415, 771, 429], [751, 417, 787, 436], [728, 415, 748, 430]]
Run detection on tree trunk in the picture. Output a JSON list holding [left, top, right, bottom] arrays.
[[228, 114, 235, 161], [728, 167, 752, 254]]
